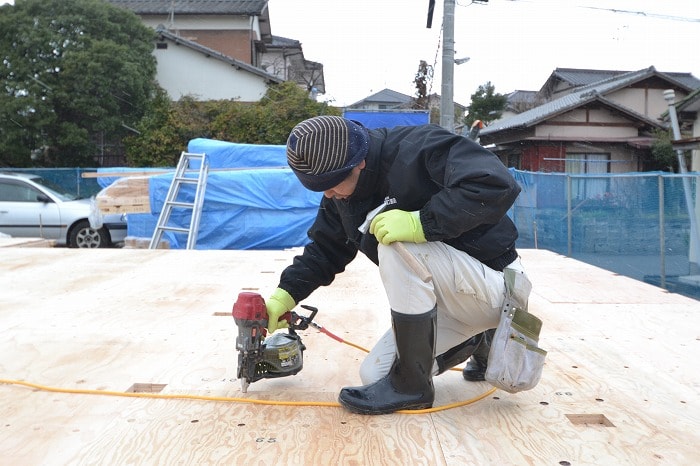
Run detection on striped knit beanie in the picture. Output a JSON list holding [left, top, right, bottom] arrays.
[[286, 116, 369, 192]]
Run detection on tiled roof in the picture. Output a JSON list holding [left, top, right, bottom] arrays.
[[106, 0, 268, 15], [507, 90, 538, 102], [482, 67, 679, 135], [665, 72, 700, 91], [676, 87, 700, 113], [505, 90, 538, 110], [544, 67, 700, 93], [548, 68, 627, 87], [269, 36, 301, 48], [349, 88, 414, 107]]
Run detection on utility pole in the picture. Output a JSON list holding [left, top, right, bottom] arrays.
[[439, 0, 456, 132], [664, 89, 700, 273]]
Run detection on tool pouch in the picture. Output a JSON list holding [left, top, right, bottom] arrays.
[[485, 267, 547, 393]]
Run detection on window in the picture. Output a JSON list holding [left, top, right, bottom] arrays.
[[566, 153, 610, 200], [0, 180, 43, 202]]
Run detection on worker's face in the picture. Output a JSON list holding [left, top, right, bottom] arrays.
[[323, 160, 366, 199]]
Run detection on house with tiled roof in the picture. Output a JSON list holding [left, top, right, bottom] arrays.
[[347, 89, 468, 125], [480, 66, 700, 173], [261, 36, 325, 96], [106, 0, 324, 101], [153, 26, 281, 101], [539, 67, 700, 101], [346, 89, 416, 110], [501, 90, 539, 120]]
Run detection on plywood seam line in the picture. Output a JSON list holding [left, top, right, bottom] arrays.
[[0, 379, 497, 414]]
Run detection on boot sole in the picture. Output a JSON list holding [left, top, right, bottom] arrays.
[[338, 399, 433, 415], [462, 371, 486, 382]]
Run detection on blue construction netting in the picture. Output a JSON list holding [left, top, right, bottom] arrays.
[[5, 165, 699, 299], [1, 168, 102, 198], [510, 169, 700, 298]]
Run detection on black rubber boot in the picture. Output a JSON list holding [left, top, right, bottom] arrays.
[[436, 333, 483, 375], [338, 308, 437, 415], [462, 328, 495, 382]]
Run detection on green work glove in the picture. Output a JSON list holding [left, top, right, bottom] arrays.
[[265, 287, 296, 334], [369, 209, 426, 245]]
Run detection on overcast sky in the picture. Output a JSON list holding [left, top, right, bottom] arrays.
[[2, 0, 698, 107], [268, 0, 700, 107]]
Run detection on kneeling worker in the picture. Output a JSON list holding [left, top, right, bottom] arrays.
[[264, 116, 528, 414]]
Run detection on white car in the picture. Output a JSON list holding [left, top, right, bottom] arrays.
[[0, 172, 127, 248]]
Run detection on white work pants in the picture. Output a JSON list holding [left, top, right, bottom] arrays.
[[359, 241, 526, 384]]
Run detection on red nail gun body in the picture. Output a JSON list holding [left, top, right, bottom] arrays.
[[232, 292, 316, 393]]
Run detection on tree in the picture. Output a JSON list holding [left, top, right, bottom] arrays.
[[648, 128, 680, 172], [124, 81, 341, 167], [218, 81, 340, 144], [465, 81, 507, 127], [122, 88, 181, 167], [0, 0, 157, 167]]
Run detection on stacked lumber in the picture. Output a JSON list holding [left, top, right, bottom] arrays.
[[94, 176, 152, 214]]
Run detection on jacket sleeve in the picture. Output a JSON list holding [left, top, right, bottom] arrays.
[[418, 131, 521, 241], [278, 197, 358, 303]]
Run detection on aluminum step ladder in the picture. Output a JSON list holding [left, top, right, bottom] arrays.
[[149, 152, 209, 250]]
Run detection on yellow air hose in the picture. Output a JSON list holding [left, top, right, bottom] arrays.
[[0, 328, 497, 414]]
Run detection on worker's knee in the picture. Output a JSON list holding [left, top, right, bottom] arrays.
[[376, 242, 407, 272]]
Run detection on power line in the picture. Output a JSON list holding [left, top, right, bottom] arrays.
[[467, 0, 700, 23], [581, 6, 700, 23], [428, 23, 443, 97]]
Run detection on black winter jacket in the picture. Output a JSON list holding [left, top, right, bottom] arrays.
[[279, 124, 521, 304]]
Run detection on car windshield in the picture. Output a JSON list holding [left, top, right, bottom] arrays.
[[31, 176, 77, 201]]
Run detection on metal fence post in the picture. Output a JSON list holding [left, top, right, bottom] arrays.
[[566, 175, 572, 257], [75, 168, 81, 198], [658, 175, 666, 289]]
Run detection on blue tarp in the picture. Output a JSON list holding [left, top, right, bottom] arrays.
[[343, 110, 429, 129], [187, 138, 288, 169], [126, 139, 322, 250]]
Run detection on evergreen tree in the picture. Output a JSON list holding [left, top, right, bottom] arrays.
[[0, 0, 157, 167], [465, 81, 507, 126]]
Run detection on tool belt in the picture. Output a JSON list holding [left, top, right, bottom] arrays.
[[485, 267, 547, 393]]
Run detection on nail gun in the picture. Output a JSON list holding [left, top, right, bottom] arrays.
[[232, 292, 318, 393]]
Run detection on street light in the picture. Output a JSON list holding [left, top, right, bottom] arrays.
[[454, 57, 471, 65]]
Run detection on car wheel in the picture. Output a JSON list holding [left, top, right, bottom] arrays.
[[69, 220, 111, 248]]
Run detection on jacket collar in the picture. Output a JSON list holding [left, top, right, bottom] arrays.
[[349, 130, 383, 201]]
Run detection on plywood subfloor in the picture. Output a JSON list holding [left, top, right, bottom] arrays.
[[0, 237, 56, 247], [1, 248, 698, 465]]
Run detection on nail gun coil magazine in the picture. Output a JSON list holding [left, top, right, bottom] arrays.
[[256, 332, 305, 378]]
